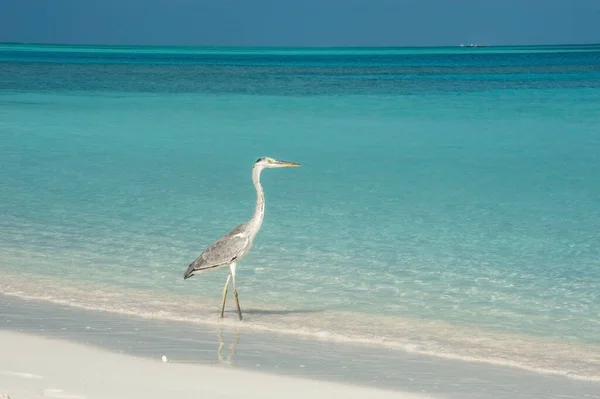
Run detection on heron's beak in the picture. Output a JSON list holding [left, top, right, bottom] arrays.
[[275, 160, 301, 167]]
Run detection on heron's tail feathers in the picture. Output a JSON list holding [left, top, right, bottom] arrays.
[[183, 262, 197, 280], [184, 261, 225, 280]]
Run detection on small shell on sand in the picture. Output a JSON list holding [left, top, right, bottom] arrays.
[[0, 394, 12, 399]]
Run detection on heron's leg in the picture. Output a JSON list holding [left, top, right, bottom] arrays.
[[230, 263, 243, 321], [220, 274, 231, 318]]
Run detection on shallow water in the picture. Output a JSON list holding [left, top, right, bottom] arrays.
[[1, 44, 600, 381]]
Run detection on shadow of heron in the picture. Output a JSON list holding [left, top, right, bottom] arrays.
[[239, 308, 325, 316]]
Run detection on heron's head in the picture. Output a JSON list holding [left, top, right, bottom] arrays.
[[254, 156, 301, 169]]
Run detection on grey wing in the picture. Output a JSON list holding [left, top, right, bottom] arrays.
[[184, 226, 249, 277]]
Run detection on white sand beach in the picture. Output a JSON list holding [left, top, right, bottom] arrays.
[[0, 330, 436, 399]]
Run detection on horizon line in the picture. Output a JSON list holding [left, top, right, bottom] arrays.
[[2, 41, 600, 49]]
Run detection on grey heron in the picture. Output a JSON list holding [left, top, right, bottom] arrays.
[[183, 156, 301, 320]]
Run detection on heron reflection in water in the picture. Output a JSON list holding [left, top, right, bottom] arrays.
[[217, 327, 241, 364]]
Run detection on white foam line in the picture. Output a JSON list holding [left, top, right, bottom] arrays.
[[0, 370, 44, 379], [43, 388, 86, 399]]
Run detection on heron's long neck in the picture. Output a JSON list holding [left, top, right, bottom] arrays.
[[250, 166, 265, 235]]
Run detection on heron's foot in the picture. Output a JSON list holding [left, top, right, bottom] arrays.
[[234, 290, 243, 321], [220, 296, 227, 318], [220, 274, 231, 318]]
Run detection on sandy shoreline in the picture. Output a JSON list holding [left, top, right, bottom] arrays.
[[3, 272, 600, 385], [2, 296, 600, 399], [0, 330, 433, 399]]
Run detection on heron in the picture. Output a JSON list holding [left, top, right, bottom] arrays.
[[183, 156, 301, 320]]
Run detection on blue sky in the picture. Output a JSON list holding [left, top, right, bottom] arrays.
[[1, 0, 599, 47]]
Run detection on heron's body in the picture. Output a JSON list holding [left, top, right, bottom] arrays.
[[183, 156, 301, 320], [184, 221, 253, 275]]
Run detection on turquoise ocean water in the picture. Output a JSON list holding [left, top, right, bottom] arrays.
[[1, 44, 600, 381]]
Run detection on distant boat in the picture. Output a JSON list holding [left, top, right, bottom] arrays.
[[459, 43, 486, 48]]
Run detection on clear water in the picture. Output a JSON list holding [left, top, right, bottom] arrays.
[[1, 44, 600, 381]]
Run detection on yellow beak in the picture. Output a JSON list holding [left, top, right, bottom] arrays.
[[276, 160, 302, 167]]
